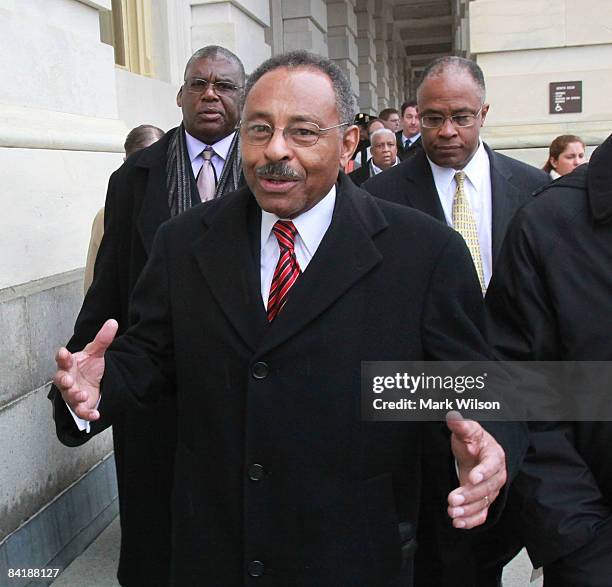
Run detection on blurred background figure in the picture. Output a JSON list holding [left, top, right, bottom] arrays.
[[543, 134, 586, 179], [349, 127, 399, 186], [378, 107, 401, 133], [397, 99, 422, 160], [83, 124, 164, 292], [352, 117, 385, 170]]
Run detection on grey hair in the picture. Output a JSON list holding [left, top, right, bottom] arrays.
[[417, 56, 486, 104], [183, 46, 246, 84], [244, 50, 357, 125], [369, 128, 396, 141]]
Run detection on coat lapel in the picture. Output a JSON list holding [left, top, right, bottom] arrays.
[[402, 150, 446, 221], [136, 131, 175, 254], [487, 146, 522, 263], [191, 188, 267, 352], [255, 175, 386, 358]]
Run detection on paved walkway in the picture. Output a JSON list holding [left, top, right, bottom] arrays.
[[51, 516, 543, 586]]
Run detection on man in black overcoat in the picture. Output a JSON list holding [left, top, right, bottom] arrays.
[[54, 51, 527, 587], [485, 134, 612, 586], [363, 56, 549, 586], [48, 46, 245, 586]]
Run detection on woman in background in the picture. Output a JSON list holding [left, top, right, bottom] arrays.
[[543, 134, 586, 179]]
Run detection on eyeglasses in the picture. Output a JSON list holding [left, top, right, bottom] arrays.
[[241, 121, 349, 147], [184, 77, 242, 96], [420, 106, 484, 129]]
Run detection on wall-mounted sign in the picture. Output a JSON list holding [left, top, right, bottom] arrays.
[[549, 81, 582, 114]]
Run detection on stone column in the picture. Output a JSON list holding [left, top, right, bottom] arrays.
[[281, 0, 328, 56], [326, 0, 360, 101], [470, 0, 612, 163], [355, 0, 377, 114], [373, 0, 392, 112], [190, 0, 271, 72]]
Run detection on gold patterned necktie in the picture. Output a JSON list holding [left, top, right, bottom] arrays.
[[197, 147, 216, 202], [452, 171, 486, 294]]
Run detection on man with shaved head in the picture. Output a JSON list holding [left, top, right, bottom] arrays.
[[364, 55, 548, 587], [53, 51, 526, 585]]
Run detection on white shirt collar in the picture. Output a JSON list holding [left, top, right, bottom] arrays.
[[402, 132, 421, 146], [371, 157, 400, 175], [184, 129, 236, 163], [260, 184, 336, 257], [427, 141, 488, 194]]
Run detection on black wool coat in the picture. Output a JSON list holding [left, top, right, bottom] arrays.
[[49, 128, 241, 586], [361, 143, 549, 586], [485, 134, 612, 569], [97, 173, 526, 586]]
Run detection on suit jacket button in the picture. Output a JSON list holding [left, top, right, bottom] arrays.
[[247, 560, 265, 577], [252, 362, 269, 379], [248, 464, 265, 481]]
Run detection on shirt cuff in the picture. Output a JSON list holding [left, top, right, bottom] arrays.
[[65, 397, 101, 434]]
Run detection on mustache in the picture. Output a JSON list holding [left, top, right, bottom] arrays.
[[255, 163, 303, 181]]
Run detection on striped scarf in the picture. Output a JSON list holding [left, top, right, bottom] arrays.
[[166, 124, 242, 217]]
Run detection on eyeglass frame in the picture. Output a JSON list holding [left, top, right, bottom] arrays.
[[183, 76, 243, 96], [239, 120, 351, 148], [419, 106, 485, 129]]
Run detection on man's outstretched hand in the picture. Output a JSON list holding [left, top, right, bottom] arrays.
[[446, 411, 507, 529], [53, 319, 118, 421]]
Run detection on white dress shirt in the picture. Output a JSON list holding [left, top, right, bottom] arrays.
[[260, 185, 336, 308], [427, 142, 493, 288], [72, 185, 337, 431], [185, 130, 236, 181]]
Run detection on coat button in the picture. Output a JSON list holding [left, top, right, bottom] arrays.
[[247, 560, 265, 577], [252, 362, 269, 379], [248, 464, 265, 481]]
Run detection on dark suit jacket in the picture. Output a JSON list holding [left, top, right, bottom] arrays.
[[96, 173, 526, 586], [395, 132, 423, 161], [363, 144, 549, 266], [362, 145, 548, 586], [48, 128, 242, 586], [348, 159, 372, 186], [486, 136, 612, 571]]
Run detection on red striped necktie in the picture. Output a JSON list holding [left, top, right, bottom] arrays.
[[267, 220, 302, 322]]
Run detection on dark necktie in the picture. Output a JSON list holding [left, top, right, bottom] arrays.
[[197, 146, 216, 202], [267, 220, 302, 322]]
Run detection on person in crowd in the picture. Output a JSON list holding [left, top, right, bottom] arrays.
[[379, 107, 401, 133], [83, 124, 165, 293], [352, 117, 385, 169], [542, 134, 586, 179], [350, 111, 372, 166], [485, 133, 612, 586], [53, 50, 526, 586], [349, 127, 400, 186], [48, 45, 245, 586], [396, 100, 422, 160], [363, 55, 548, 586]]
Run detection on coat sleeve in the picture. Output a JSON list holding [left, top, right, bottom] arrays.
[[485, 206, 610, 566], [97, 221, 176, 424], [421, 230, 528, 524], [48, 169, 126, 445]]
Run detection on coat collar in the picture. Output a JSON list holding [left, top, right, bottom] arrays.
[[190, 173, 387, 355], [398, 149, 446, 220], [135, 129, 178, 253]]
